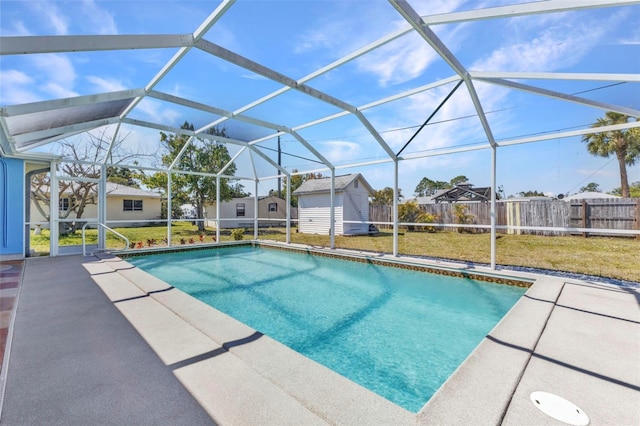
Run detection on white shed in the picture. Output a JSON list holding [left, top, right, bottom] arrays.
[[293, 173, 374, 235]]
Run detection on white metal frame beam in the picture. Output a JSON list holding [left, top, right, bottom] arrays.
[[389, 0, 497, 148], [469, 71, 640, 82], [195, 39, 397, 160], [118, 0, 235, 120], [420, 0, 640, 26], [477, 77, 640, 117], [0, 34, 194, 55], [147, 89, 333, 169]]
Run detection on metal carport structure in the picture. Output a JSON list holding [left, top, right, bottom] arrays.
[[1, 0, 639, 266]]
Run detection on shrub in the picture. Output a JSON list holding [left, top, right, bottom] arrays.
[[231, 228, 245, 240], [398, 200, 438, 231], [453, 204, 475, 233]]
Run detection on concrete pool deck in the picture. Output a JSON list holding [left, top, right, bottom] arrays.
[[1, 246, 638, 425]]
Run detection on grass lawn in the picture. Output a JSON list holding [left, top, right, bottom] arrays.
[[29, 224, 639, 283]]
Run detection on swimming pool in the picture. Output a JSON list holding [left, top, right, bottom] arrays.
[[128, 245, 526, 412]]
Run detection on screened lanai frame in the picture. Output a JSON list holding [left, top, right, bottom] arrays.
[[1, 0, 640, 265]]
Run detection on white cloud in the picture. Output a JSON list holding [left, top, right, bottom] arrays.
[[135, 98, 181, 125], [0, 69, 33, 86], [355, 34, 440, 87], [321, 140, 362, 163], [41, 82, 78, 99], [350, 1, 470, 86], [0, 70, 39, 104], [4, 20, 31, 36], [30, 54, 77, 97], [86, 76, 127, 92], [471, 12, 622, 72], [31, 1, 69, 35], [617, 23, 640, 45], [79, 0, 118, 35], [1, 54, 79, 104]]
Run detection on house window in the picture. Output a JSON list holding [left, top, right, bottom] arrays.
[[236, 203, 245, 217], [268, 203, 277, 212], [123, 199, 143, 211], [59, 197, 69, 212], [354, 179, 359, 188]]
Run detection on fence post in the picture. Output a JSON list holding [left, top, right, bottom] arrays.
[[581, 200, 589, 238], [635, 199, 640, 241]]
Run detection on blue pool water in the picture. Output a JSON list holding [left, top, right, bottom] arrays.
[[128, 246, 526, 412]]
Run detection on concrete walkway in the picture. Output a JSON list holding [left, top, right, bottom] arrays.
[[1, 251, 639, 425], [0, 255, 214, 425]]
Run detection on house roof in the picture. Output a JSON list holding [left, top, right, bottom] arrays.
[[292, 173, 374, 196], [433, 184, 497, 203], [106, 183, 161, 198], [563, 192, 621, 201]]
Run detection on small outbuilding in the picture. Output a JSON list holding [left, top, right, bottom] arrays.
[[432, 182, 498, 203], [205, 195, 289, 229], [293, 173, 374, 235]]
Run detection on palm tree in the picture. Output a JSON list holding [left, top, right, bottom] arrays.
[[582, 112, 640, 197]]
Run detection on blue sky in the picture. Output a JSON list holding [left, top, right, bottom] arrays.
[[1, 0, 639, 197]]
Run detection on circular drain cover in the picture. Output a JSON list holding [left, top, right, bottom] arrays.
[[530, 391, 589, 425]]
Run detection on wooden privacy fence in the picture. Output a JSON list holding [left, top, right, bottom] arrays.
[[369, 198, 640, 237]]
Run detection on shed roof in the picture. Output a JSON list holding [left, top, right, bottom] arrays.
[[433, 184, 497, 203], [293, 173, 374, 195]]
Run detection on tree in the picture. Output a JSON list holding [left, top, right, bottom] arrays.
[[31, 129, 141, 234], [414, 175, 470, 197], [582, 112, 640, 197], [282, 169, 323, 207], [579, 182, 601, 193], [414, 177, 449, 197], [371, 187, 403, 206], [449, 175, 469, 186], [142, 122, 243, 231], [610, 181, 640, 198], [517, 190, 546, 197], [106, 166, 140, 187]]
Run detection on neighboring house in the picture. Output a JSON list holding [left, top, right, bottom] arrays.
[[29, 182, 162, 228], [563, 192, 621, 202], [293, 173, 374, 236], [104, 183, 162, 226], [204, 195, 289, 228]]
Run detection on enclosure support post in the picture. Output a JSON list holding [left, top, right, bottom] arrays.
[[215, 176, 220, 244], [286, 174, 291, 244], [330, 169, 335, 249], [254, 179, 259, 240], [167, 172, 172, 247], [490, 146, 497, 270], [50, 161, 59, 257], [98, 164, 106, 250], [635, 199, 640, 241], [393, 160, 399, 257]]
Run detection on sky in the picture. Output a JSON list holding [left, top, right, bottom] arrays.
[[1, 0, 639, 198]]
